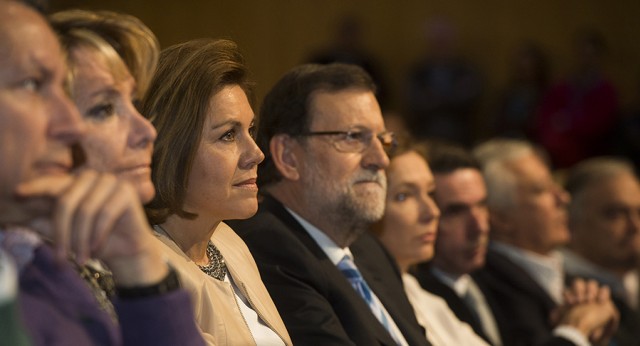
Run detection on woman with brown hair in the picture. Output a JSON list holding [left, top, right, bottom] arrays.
[[372, 139, 490, 346], [141, 38, 292, 345]]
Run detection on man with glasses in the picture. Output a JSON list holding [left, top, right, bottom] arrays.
[[228, 63, 430, 346]]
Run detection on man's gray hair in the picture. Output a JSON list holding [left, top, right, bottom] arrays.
[[566, 156, 637, 221], [472, 139, 540, 212]]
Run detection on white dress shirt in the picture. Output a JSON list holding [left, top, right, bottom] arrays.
[[403, 273, 489, 346]]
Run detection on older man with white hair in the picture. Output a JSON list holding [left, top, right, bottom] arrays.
[[472, 138, 619, 346]]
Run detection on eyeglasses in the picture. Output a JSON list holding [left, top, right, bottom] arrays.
[[297, 128, 398, 154]]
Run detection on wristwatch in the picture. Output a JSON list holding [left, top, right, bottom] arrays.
[[116, 266, 180, 299]]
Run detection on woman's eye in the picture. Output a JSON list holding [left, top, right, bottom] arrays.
[[394, 192, 408, 202], [86, 103, 115, 120], [249, 125, 257, 139], [220, 129, 236, 142]]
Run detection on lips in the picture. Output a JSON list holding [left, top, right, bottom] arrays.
[[233, 178, 258, 188], [418, 232, 436, 243]]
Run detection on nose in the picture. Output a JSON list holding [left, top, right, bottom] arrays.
[[554, 183, 571, 207], [128, 106, 157, 149], [468, 206, 490, 236], [239, 133, 265, 169], [419, 194, 441, 224], [49, 86, 85, 144], [361, 133, 390, 171], [628, 210, 640, 235]]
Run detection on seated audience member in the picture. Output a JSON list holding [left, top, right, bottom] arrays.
[[227, 63, 430, 345], [412, 143, 505, 345], [564, 157, 640, 345], [141, 38, 292, 345], [373, 140, 490, 346], [472, 138, 619, 346], [0, 1, 203, 345], [49, 8, 159, 297]]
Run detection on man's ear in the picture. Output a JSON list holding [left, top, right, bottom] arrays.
[[270, 134, 301, 181]]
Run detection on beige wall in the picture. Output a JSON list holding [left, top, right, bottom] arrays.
[[51, 0, 640, 120]]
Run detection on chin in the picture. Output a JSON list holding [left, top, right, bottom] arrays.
[[420, 248, 435, 262], [225, 201, 258, 220], [137, 183, 156, 205]]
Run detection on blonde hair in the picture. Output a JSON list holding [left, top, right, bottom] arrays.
[[50, 9, 159, 98]]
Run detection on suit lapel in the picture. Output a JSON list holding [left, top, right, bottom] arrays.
[[261, 196, 400, 346]]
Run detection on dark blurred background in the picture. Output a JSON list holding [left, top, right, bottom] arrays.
[[49, 0, 640, 168]]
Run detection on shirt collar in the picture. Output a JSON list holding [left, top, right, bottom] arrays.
[[431, 266, 471, 297], [491, 241, 565, 303], [285, 207, 350, 265]]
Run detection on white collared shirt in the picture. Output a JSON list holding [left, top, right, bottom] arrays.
[[430, 267, 503, 346], [286, 207, 409, 346], [491, 241, 564, 304]]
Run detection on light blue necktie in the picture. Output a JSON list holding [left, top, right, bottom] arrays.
[[338, 254, 401, 345]]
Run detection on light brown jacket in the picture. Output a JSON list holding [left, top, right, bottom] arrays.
[[154, 222, 292, 346]]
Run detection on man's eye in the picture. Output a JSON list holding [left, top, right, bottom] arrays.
[[345, 131, 366, 142]]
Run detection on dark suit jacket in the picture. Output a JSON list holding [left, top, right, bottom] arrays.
[[228, 195, 429, 346], [412, 262, 496, 344], [474, 248, 575, 346], [610, 295, 640, 346]]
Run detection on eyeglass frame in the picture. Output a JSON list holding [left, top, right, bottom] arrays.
[[296, 127, 398, 154]]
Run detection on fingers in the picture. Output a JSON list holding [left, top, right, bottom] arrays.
[[584, 279, 600, 302], [14, 174, 76, 199], [52, 171, 101, 261], [71, 173, 119, 263], [565, 278, 604, 305], [597, 285, 611, 303], [90, 183, 139, 256], [14, 170, 144, 264]]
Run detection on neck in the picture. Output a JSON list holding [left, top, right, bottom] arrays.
[[159, 215, 220, 265], [431, 258, 464, 279], [398, 260, 411, 274], [269, 185, 365, 248]]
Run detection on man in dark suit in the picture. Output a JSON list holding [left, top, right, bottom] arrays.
[[471, 139, 619, 346], [228, 63, 429, 345], [413, 143, 505, 346], [564, 157, 640, 345]]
